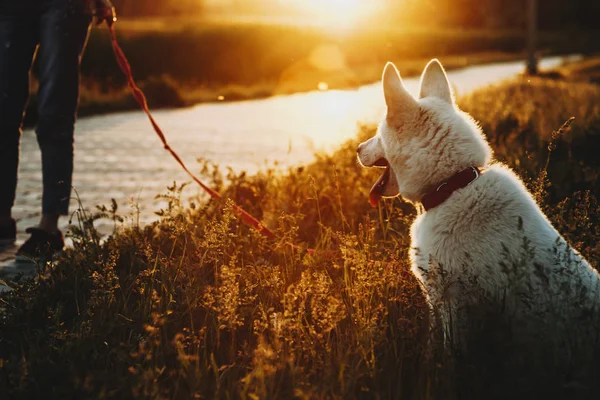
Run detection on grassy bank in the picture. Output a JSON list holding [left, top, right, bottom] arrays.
[[3, 64, 600, 398], [20, 22, 600, 124]]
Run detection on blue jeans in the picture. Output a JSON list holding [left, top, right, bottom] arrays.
[[0, 1, 90, 216]]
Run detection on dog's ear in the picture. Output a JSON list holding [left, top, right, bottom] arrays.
[[383, 62, 418, 117], [419, 59, 453, 104]]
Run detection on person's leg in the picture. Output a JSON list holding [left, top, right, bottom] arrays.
[[35, 2, 90, 233], [0, 14, 39, 230]]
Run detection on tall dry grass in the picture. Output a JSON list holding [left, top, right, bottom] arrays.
[[2, 71, 600, 399]]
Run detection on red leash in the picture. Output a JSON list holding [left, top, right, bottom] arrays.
[[108, 25, 276, 240]]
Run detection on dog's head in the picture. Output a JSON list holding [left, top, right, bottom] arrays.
[[357, 59, 492, 207]]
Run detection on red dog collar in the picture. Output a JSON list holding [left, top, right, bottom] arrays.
[[421, 166, 480, 211]]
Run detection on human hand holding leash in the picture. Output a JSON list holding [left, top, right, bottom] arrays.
[[85, 0, 117, 27]]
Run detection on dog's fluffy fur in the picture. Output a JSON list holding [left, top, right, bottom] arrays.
[[357, 60, 600, 334]]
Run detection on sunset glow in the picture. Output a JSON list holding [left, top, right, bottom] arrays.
[[282, 0, 378, 30]]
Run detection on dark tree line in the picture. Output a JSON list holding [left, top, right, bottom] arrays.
[[384, 0, 600, 30], [109, 0, 599, 30]]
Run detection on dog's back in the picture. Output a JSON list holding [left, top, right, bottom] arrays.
[[410, 163, 599, 315]]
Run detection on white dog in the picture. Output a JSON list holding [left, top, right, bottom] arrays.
[[357, 60, 600, 339]]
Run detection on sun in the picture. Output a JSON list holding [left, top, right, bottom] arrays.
[[283, 0, 375, 30]]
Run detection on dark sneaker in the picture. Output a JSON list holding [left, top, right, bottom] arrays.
[[16, 227, 64, 263], [0, 219, 17, 246]]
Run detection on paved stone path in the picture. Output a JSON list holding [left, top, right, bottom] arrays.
[[0, 56, 576, 288]]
